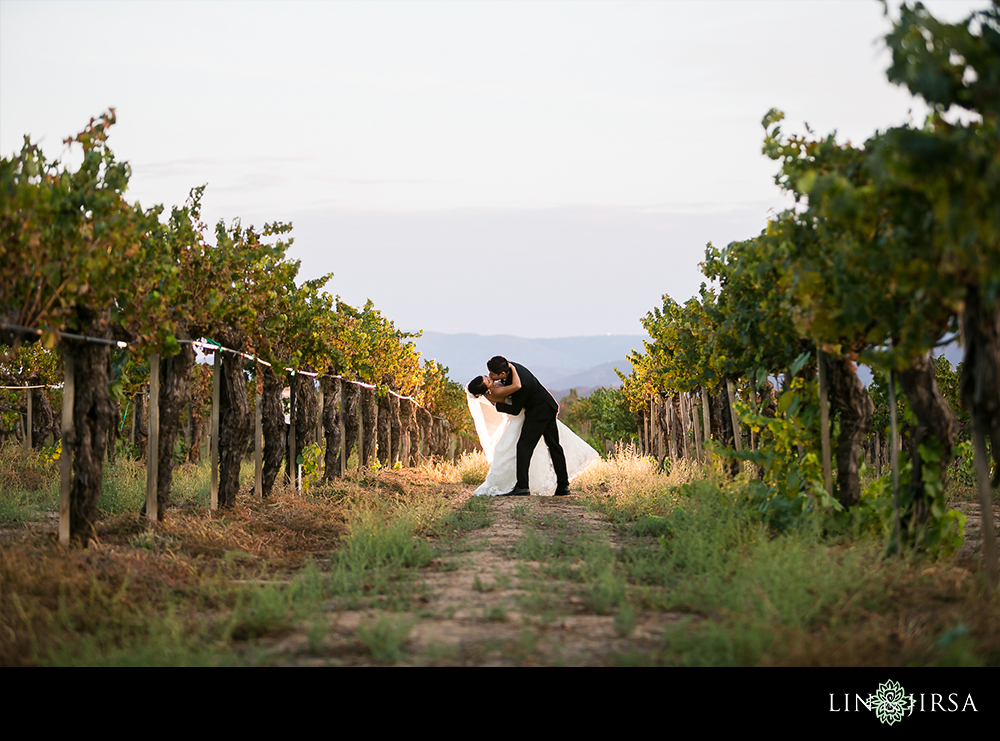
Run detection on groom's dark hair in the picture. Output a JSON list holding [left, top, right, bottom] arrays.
[[487, 356, 510, 375], [468, 376, 488, 397]]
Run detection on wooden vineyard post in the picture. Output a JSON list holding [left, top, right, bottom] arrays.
[[145, 353, 160, 522], [667, 395, 676, 460], [650, 396, 659, 461], [287, 372, 297, 489], [636, 405, 642, 456], [665, 395, 674, 460], [637, 406, 643, 456], [665, 396, 676, 461], [648, 397, 654, 459], [679, 394, 691, 460], [817, 350, 833, 497], [316, 382, 324, 479], [701, 387, 712, 467], [356, 386, 365, 470], [417, 406, 433, 462], [59, 354, 75, 547], [888, 370, 901, 554], [690, 391, 703, 463], [316, 383, 323, 442], [972, 417, 999, 591], [210, 349, 220, 511], [339, 384, 346, 477], [652, 399, 657, 459], [658, 397, 665, 461], [647, 397, 653, 457], [422, 412, 427, 460], [24, 385, 32, 451], [656, 394, 669, 461], [254, 363, 263, 498], [874, 430, 881, 478], [399, 396, 415, 468], [376, 393, 392, 468], [370, 391, 378, 466], [639, 396, 653, 456], [726, 379, 742, 452]]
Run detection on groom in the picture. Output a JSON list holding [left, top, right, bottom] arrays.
[[487, 355, 572, 497]]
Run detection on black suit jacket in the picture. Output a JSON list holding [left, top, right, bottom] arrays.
[[495, 362, 558, 417]]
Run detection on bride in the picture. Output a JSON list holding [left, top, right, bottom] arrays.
[[466, 366, 599, 496]]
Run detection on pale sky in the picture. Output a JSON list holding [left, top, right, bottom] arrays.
[[0, 0, 985, 339]]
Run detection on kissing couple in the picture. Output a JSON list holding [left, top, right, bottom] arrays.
[[467, 356, 598, 497]]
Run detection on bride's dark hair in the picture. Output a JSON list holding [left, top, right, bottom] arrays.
[[468, 376, 488, 397], [487, 356, 510, 375]]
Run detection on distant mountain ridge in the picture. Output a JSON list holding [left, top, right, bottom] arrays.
[[410, 331, 646, 395]]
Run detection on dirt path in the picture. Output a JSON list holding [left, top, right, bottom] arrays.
[[269, 495, 685, 666], [953, 499, 1000, 564]]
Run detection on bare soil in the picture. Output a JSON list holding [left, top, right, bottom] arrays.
[[259, 493, 686, 666]]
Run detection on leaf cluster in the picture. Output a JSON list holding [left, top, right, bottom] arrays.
[[0, 110, 160, 349], [628, 1, 1000, 407]]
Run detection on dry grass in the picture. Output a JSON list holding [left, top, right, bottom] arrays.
[[455, 450, 489, 485], [0, 445, 57, 494], [0, 450, 470, 666], [572, 444, 711, 522], [575, 444, 716, 493]]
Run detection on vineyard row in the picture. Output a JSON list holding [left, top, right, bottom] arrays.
[[2, 323, 472, 547]]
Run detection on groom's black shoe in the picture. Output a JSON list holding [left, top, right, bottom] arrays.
[[553, 485, 573, 496], [499, 486, 531, 497]]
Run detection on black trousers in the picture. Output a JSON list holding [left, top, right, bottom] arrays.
[[516, 406, 569, 491]]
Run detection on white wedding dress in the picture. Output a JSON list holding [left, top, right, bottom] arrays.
[[467, 391, 599, 496]]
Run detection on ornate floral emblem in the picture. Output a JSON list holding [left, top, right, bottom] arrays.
[[868, 680, 913, 725]]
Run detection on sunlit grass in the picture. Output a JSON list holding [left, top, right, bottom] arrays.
[[456, 450, 489, 485]]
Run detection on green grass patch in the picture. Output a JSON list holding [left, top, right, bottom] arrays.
[[31, 558, 335, 666], [432, 494, 494, 536], [40, 606, 248, 667], [97, 458, 256, 515], [574, 476, 1000, 666], [511, 517, 632, 620], [357, 615, 414, 662], [327, 507, 436, 609]]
